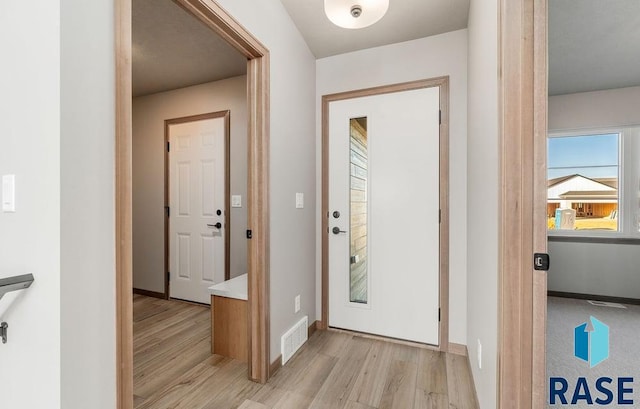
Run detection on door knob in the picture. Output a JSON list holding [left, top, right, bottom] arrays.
[[208, 222, 222, 229], [332, 226, 347, 235]]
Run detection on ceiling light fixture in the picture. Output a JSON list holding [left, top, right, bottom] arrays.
[[324, 0, 389, 29]]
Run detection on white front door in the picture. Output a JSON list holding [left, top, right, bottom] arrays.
[[169, 115, 226, 304], [328, 87, 441, 345]]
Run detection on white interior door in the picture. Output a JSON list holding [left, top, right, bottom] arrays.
[[328, 87, 441, 345], [169, 116, 226, 304]]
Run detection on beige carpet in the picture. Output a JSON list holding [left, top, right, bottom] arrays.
[[547, 296, 640, 407]]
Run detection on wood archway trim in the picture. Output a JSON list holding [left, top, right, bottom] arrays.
[[116, 1, 270, 407], [498, 0, 548, 407]]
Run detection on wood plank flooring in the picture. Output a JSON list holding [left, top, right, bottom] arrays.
[[134, 295, 478, 409]]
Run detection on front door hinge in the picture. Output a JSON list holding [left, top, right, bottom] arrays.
[[438, 308, 441, 322], [167, 141, 170, 152], [439, 209, 442, 223], [246, 229, 252, 239], [165, 206, 170, 218], [439, 110, 442, 125], [167, 271, 170, 282]]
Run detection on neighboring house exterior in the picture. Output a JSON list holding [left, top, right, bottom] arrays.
[[547, 174, 618, 218]]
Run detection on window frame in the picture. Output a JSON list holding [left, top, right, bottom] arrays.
[[547, 126, 640, 239]]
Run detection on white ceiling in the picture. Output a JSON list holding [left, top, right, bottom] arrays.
[[279, 0, 470, 58], [132, 0, 246, 97], [132, 0, 640, 99], [549, 0, 640, 96]]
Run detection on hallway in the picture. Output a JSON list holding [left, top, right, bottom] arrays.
[[133, 295, 478, 408]]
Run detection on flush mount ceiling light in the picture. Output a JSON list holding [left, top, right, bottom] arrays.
[[324, 0, 389, 29]]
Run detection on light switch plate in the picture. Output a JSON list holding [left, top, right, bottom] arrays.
[[295, 193, 304, 209], [231, 195, 242, 208], [2, 175, 15, 212]]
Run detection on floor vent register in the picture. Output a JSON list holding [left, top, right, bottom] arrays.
[[587, 300, 627, 309], [281, 315, 308, 365]]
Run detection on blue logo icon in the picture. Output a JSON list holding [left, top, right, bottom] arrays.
[[574, 316, 609, 368]]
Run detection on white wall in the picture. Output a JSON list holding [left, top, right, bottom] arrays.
[[548, 240, 640, 298], [0, 2, 117, 407], [215, 0, 317, 361], [467, 0, 499, 406], [315, 29, 469, 346], [0, 2, 61, 408], [548, 86, 640, 299], [60, 0, 116, 407], [549, 86, 640, 130], [132, 76, 248, 293]]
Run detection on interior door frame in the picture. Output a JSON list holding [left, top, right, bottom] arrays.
[[498, 0, 548, 407], [165, 110, 232, 300], [116, 0, 271, 406], [320, 77, 450, 352]]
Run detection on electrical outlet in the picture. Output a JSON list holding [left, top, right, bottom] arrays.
[[294, 295, 301, 313], [477, 339, 482, 369]]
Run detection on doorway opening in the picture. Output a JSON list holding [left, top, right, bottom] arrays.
[[116, 0, 271, 407], [320, 77, 451, 351], [544, 1, 640, 407]]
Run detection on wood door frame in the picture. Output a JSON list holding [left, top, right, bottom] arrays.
[[497, 0, 548, 407], [116, 0, 271, 407], [319, 77, 451, 352], [164, 110, 232, 300]]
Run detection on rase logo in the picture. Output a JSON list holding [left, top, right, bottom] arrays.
[[549, 316, 636, 406], [574, 316, 609, 368]]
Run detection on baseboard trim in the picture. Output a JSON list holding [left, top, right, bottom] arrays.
[[449, 342, 468, 356], [308, 320, 319, 339], [269, 355, 282, 377], [548, 291, 640, 306], [133, 288, 166, 299]]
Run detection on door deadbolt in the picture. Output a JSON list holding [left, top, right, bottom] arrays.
[[332, 211, 340, 218]]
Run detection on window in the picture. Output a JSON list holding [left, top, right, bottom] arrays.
[[547, 128, 640, 237], [547, 133, 619, 231]]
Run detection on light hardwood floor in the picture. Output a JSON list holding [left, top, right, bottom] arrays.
[[134, 295, 478, 409]]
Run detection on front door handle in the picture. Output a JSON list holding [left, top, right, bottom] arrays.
[[332, 227, 347, 235], [208, 222, 222, 229]]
